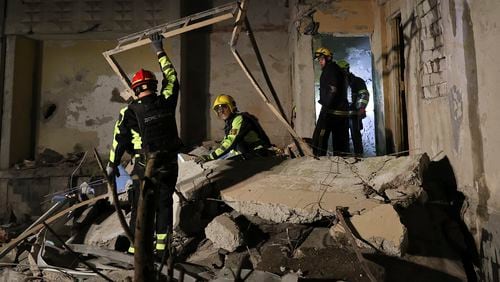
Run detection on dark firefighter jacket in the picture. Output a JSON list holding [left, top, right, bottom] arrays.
[[207, 112, 271, 160], [318, 60, 348, 111], [108, 51, 181, 165], [347, 73, 370, 111]]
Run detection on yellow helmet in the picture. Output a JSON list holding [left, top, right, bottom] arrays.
[[314, 47, 333, 59], [212, 94, 237, 113]]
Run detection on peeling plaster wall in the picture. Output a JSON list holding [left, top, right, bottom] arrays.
[[37, 40, 180, 156], [315, 0, 374, 34], [466, 0, 500, 280], [208, 0, 292, 147], [1, 0, 181, 162], [370, 4, 388, 155], [374, 0, 500, 279]]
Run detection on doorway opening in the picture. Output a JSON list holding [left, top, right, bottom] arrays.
[[312, 35, 376, 156], [0, 36, 41, 168]]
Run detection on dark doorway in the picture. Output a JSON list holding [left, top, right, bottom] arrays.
[[391, 15, 409, 155], [313, 35, 376, 156], [0, 36, 41, 168]]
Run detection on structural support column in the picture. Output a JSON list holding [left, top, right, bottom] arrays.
[[0, 36, 15, 169]]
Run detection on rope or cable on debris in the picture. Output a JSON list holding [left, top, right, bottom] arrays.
[[69, 151, 88, 192], [42, 222, 113, 282]]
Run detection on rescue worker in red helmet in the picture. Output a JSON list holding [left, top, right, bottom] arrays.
[[106, 32, 182, 257], [194, 94, 271, 163], [312, 47, 349, 156]]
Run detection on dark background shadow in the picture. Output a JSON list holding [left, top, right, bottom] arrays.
[[394, 156, 479, 281]]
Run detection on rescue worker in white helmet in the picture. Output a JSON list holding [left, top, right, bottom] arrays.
[[337, 59, 370, 156], [312, 47, 349, 156], [194, 94, 271, 163], [106, 32, 182, 257]]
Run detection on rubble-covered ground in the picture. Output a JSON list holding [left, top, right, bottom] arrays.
[[0, 149, 478, 281]]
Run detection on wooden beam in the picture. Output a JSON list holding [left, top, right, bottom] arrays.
[[0, 194, 109, 259], [229, 0, 314, 157], [102, 52, 134, 96], [107, 13, 234, 56]]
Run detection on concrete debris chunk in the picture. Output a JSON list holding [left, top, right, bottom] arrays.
[[365, 153, 430, 193], [83, 211, 128, 249], [205, 213, 244, 252], [220, 154, 429, 224], [37, 148, 64, 165], [330, 204, 407, 256]]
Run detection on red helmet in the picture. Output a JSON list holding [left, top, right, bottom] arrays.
[[131, 69, 157, 93]]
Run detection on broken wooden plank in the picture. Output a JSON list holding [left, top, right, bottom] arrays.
[[68, 244, 202, 282], [68, 244, 134, 265], [0, 193, 109, 259], [103, 2, 238, 92], [43, 222, 114, 282], [335, 207, 377, 282], [228, 0, 313, 157]]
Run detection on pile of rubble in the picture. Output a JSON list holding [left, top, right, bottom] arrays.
[[0, 152, 470, 281]]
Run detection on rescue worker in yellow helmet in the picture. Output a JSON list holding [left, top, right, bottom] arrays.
[[337, 59, 370, 156], [312, 47, 349, 156], [194, 94, 271, 163], [107, 32, 182, 257]]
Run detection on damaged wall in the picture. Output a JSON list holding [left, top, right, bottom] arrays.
[[373, 0, 500, 280], [37, 40, 180, 156], [0, 0, 181, 164]]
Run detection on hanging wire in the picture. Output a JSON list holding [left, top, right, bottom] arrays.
[[69, 151, 88, 192]]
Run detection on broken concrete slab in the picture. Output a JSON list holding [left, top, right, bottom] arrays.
[[220, 154, 429, 224], [362, 154, 430, 193], [205, 213, 244, 252], [173, 157, 285, 234], [330, 204, 407, 256]]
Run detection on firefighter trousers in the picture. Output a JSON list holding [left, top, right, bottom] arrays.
[[349, 116, 364, 156], [128, 152, 178, 239], [312, 109, 349, 156]]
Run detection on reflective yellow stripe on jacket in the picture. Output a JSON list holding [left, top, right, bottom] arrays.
[[211, 115, 243, 159], [159, 55, 176, 99]]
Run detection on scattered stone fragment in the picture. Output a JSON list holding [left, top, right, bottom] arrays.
[[84, 211, 128, 249], [330, 204, 407, 256], [37, 148, 64, 165], [205, 213, 244, 252]]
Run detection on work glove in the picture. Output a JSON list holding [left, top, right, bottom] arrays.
[[150, 32, 164, 53], [106, 163, 120, 180], [194, 155, 211, 164]]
